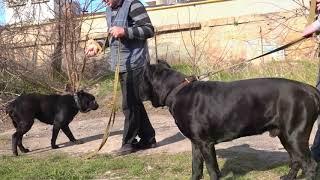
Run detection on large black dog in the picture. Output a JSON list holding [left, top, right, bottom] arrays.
[[6, 90, 99, 156], [139, 60, 319, 180]]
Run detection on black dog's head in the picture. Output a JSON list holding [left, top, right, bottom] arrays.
[[139, 60, 183, 108], [75, 90, 99, 113]]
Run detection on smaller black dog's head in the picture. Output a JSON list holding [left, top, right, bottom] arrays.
[[74, 90, 99, 113], [139, 60, 172, 107]]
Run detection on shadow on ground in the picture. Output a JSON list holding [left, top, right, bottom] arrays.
[[217, 144, 320, 179], [24, 130, 123, 155], [157, 132, 186, 147], [27, 130, 186, 155]]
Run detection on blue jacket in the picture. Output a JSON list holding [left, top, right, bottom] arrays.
[[106, 0, 151, 72]]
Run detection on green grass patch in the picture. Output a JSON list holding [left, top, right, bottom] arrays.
[[0, 152, 319, 179], [93, 60, 318, 97], [96, 72, 115, 98], [0, 136, 8, 147], [172, 60, 318, 86]]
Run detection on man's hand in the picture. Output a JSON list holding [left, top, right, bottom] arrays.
[[302, 0, 320, 37], [303, 20, 320, 37], [85, 40, 100, 57], [109, 26, 126, 38]]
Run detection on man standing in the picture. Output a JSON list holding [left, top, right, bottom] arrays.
[[85, 0, 156, 155], [303, 0, 320, 162]]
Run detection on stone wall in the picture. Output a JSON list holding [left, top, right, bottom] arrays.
[[1, 0, 314, 74]]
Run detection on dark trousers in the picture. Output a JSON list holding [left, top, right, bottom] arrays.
[[312, 64, 320, 159], [119, 67, 155, 145]]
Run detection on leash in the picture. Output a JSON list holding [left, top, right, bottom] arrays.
[[195, 1, 318, 81], [198, 36, 308, 80], [97, 40, 120, 151], [85, 39, 121, 159], [164, 76, 198, 106]]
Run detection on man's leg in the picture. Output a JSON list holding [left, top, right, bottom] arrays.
[[135, 101, 156, 147], [311, 129, 320, 162], [120, 71, 140, 146], [133, 68, 156, 148], [115, 68, 156, 155], [113, 71, 140, 155], [311, 63, 320, 161]]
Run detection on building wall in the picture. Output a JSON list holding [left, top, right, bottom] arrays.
[[148, 0, 303, 26], [1, 0, 314, 72], [81, 0, 305, 38], [81, 0, 311, 68], [151, 12, 309, 66]]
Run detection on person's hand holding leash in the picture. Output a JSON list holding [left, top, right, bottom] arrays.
[[85, 40, 100, 57], [303, 0, 320, 37], [85, 44, 98, 57], [109, 26, 126, 38]]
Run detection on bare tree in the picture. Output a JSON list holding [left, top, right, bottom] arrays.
[[0, 0, 107, 102], [162, 0, 316, 78]]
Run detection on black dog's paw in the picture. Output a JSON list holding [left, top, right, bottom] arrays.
[[51, 145, 60, 149], [21, 148, 30, 153], [73, 140, 84, 144], [217, 170, 222, 178], [191, 174, 203, 180], [13, 151, 18, 156]]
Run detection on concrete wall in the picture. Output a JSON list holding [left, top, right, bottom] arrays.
[[148, 0, 303, 26], [82, 0, 305, 36], [150, 12, 309, 67], [80, 0, 311, 69], [2, 0, 314, 72]]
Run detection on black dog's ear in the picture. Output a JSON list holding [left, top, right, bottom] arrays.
[[64, 83, 73, 93], [76, 90, 85, 96], [157, 59, 171, 68]]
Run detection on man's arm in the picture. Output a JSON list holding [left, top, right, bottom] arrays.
[[303, 19, 320, 37], [302, 0, 320, 37], [125, 0, 155, 40]]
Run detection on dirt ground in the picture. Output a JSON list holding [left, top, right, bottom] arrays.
[[0, 101, 317, 165]]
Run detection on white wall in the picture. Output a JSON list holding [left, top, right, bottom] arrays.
[[147, 0, 308, 26]]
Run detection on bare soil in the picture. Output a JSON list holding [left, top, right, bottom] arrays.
[[0, 101, 317, 165]]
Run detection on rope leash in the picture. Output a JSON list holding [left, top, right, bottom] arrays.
[[198, 0, 319, 80], [84, 39, 121, 159], [198, 36, 308, 80]]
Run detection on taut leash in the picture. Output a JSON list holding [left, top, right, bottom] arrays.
[[198, 36, 308, 80]]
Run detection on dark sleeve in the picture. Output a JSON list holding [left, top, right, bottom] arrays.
[[124, 0, 155, 40]]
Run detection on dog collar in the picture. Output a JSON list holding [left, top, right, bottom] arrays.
[[164, 75, 198, 106], [73, 93, 82, 111]]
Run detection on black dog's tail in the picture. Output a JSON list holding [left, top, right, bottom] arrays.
[[5, 100, 18, 128], [5, 100, 14, 114]]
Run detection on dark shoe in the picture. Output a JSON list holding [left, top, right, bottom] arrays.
[[133, 139, 157, 150], [72, 139, 84, 144], [112, 144, 138, 156], [311, 147, 320, 162]]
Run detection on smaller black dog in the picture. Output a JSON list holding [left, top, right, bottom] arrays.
[[6, 90, 99, 156]]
